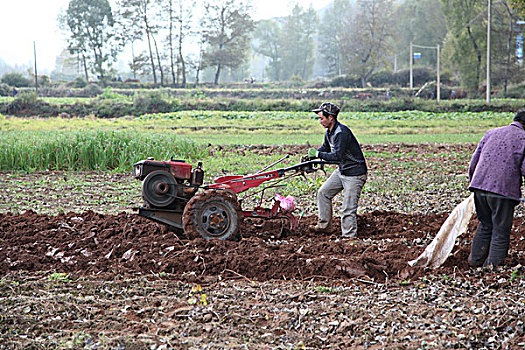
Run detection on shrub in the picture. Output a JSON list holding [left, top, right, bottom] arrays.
[[392, 68, 431, 87], [329, 75, 361, 88], [91, 100, 133, 118], [289, 75, 305, 87], [369, 70, 395, 87], [82, 83, 103, 97], [133, 90, 171, 114], [1, 72, 31, 87], [37, 75, 51, 86], [440, 71, 453, 85], [503, 83, 525, 98], [0, 83, 10, 97], [5, 91, 49, 114], [14, 91, 39, 104], [73, 78, 87, 88]]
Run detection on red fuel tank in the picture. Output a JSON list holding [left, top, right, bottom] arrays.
[[168, 160, 192, 180]]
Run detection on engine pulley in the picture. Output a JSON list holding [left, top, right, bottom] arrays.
[[142, 170, 178, 208]]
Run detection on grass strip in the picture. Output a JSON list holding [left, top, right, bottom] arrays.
[[0, 130, 204, 172]]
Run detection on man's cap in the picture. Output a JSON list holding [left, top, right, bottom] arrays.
[[312, 102, 340, 117]]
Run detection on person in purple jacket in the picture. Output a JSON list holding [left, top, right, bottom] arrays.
[[468, 110, 525, 267]]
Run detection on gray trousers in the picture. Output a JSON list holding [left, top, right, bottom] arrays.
[[469, 190, 517, 267], [317, 169, 367, 237]]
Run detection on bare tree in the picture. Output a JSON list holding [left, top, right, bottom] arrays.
[[118, 0, 163, 84], [343, 0, 394, 87], [440, 0, 485, 92], [319, 0, 353, 77], [279, 5, 318, 81], [201, 0, 255, 84], [253, 19, 282, 81], [501, 1, 518, 93], [166, 0, 192, 86], [166, 0, 177, 85], [194, 38, 206, 85]]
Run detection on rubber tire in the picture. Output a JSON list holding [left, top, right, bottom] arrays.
[[182, 190, 241, 240], [142, 170, 177, 208]]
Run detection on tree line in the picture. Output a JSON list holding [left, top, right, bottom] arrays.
[[62, 0, 525, 93]]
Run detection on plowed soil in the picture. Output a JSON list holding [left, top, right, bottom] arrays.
[[2, 209, 524, 283]]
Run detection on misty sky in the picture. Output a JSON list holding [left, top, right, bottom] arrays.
[[0, 0, 331, 72]]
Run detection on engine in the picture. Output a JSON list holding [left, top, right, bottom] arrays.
[[133, 158, 204, 209]]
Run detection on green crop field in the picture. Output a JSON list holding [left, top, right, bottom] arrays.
[[0, 110, 511, 135], [0, 110, 511, 172]]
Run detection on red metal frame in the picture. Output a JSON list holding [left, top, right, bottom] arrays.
[[202, 160, 333, 231], [207, 169, 295, 229], [209, 170, 281, 194]]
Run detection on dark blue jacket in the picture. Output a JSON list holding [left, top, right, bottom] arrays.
[[317, 121, 367, 176]]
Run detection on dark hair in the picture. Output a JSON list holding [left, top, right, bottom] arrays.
[[322, 110, 337, 120], [513, 109, 525, 125]]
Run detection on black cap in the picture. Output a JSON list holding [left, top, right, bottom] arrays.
[[312, 102, 340, 117]]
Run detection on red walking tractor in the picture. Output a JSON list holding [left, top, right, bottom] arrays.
[[133, 155, 335, 240]]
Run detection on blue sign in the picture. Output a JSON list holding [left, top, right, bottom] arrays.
[[413, 52, 421, 59]]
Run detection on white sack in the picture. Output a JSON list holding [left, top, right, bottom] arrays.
[[408, 194, 475, 269]]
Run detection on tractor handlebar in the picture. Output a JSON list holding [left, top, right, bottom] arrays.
[[208, 158, 338, 194], [278, 159, 338, 176]]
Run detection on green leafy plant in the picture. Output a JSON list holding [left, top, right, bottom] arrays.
[[315, 285, 337, 293], [510, 269, 523, 283], [48, 272, 71, 282], [98, 87, 128, 101]]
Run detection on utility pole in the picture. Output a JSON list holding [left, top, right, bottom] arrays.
[[486, 0, 491, 103], [437, 44, 440, 103], [409, 42, 413, 90], [131, 42, 137, 79], [33, 41, 38, 94], [394, 54, 397, 73]]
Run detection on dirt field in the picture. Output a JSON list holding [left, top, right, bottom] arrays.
[[1, 143, 525, 349], [0, 209, 458, 281]]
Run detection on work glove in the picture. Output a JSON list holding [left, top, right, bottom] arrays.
[[308, 148, 319, 158]]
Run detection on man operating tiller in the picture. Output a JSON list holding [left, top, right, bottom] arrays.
[[307, 102, 367, 238]]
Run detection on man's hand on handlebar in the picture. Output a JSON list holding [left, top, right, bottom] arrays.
[[307, 148, 318, 158]]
